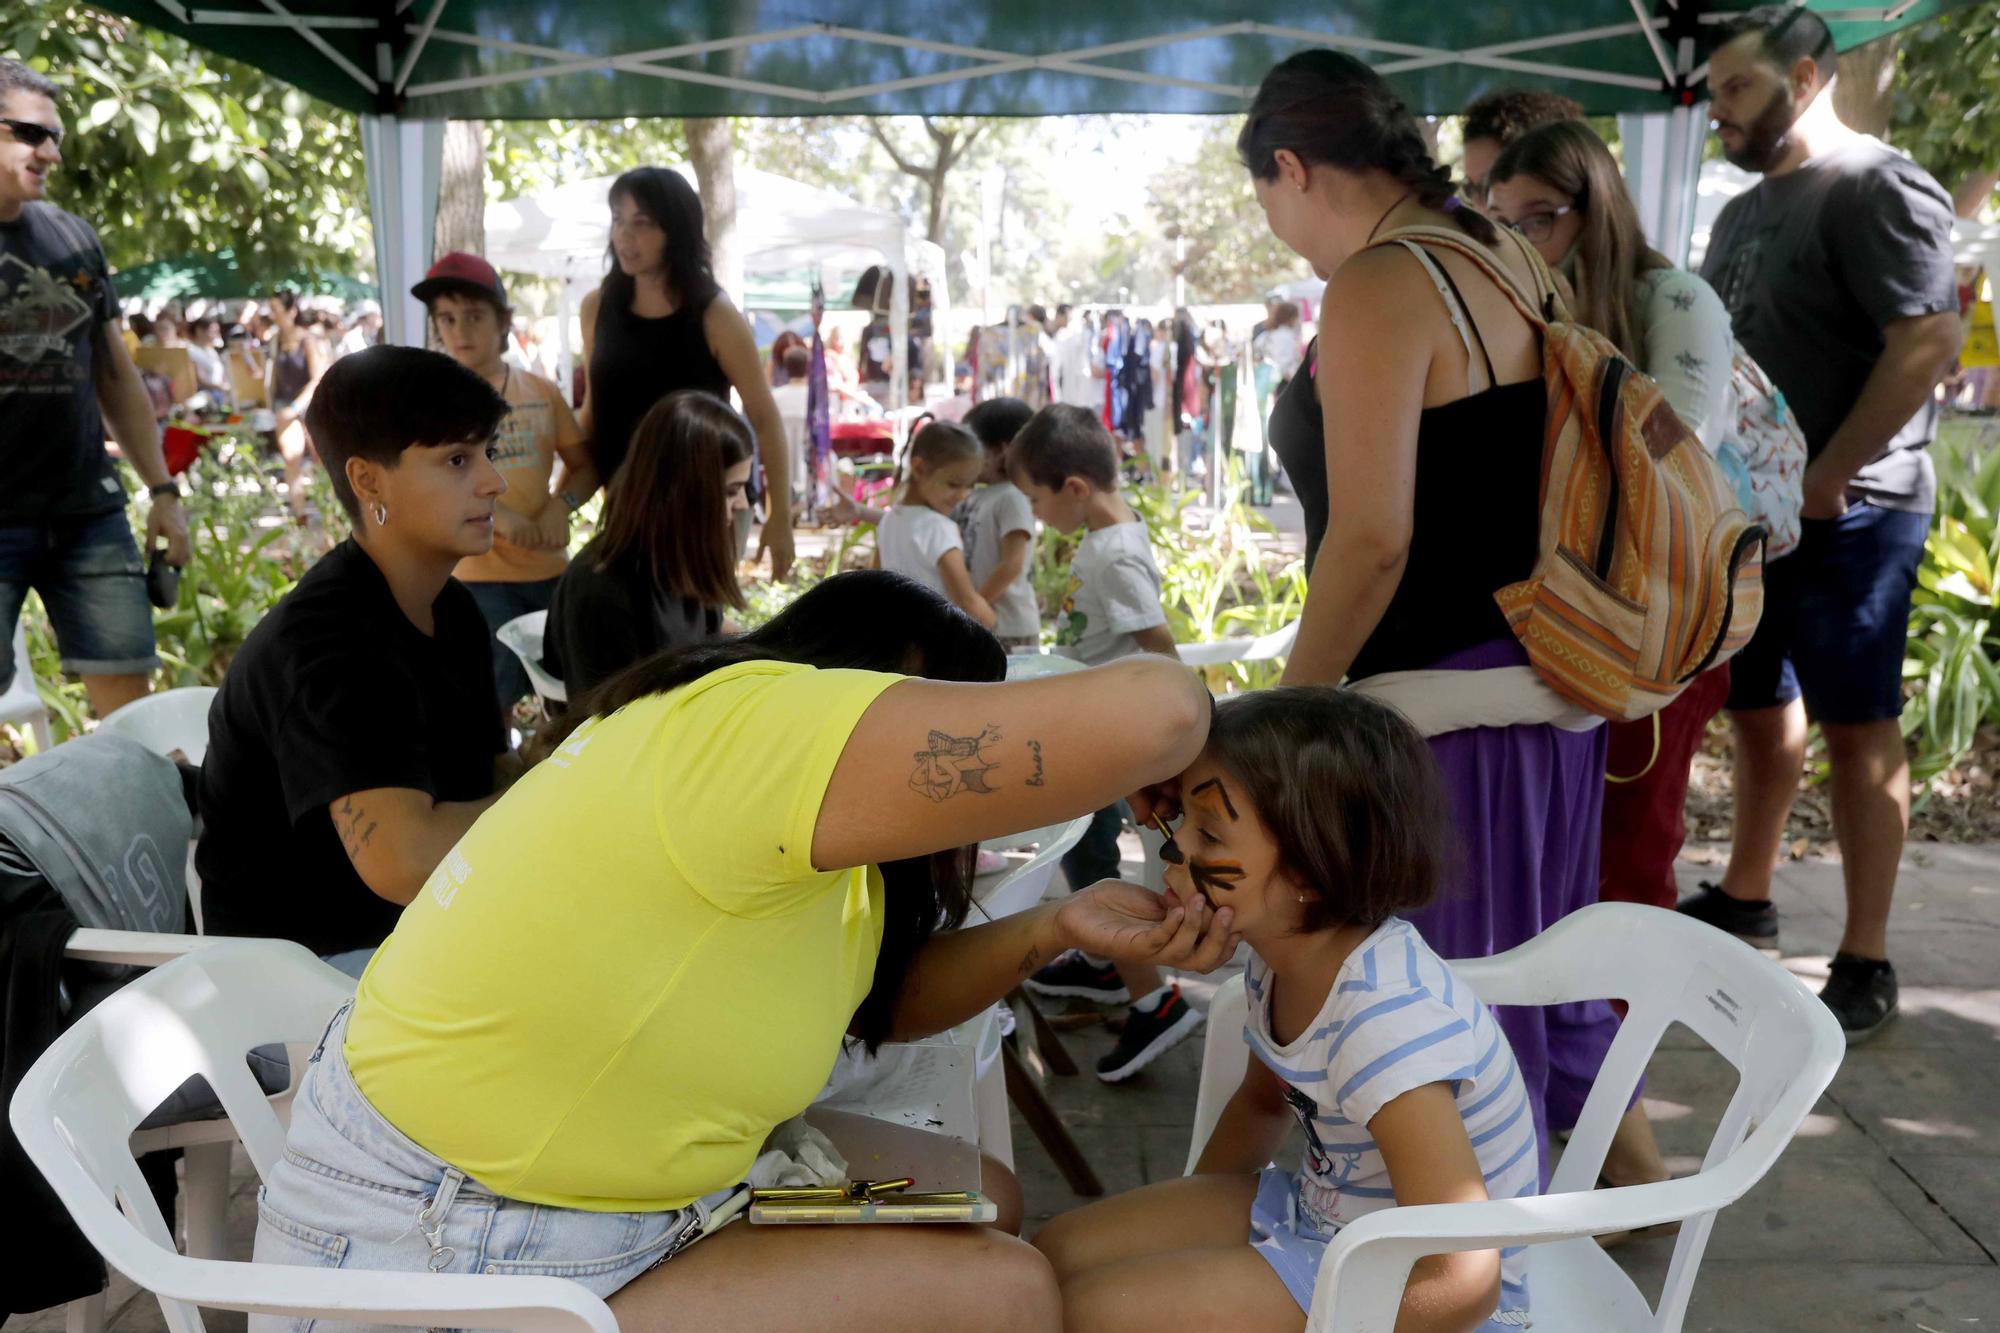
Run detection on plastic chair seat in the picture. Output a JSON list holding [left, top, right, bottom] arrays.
[[96, 688, 219, 765], [496, 610, 567, 709]]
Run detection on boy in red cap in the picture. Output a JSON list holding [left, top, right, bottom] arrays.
[[413, 252, 598, 713]]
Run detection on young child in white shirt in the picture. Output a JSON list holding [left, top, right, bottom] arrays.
[[1036, 687, 1538, 1333], [956, 397, 1041, 651], [874, 420, 997, 630]]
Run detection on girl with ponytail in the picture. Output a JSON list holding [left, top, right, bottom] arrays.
[[1245, 47, 1671, 1246]]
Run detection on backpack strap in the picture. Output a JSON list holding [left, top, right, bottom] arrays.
[[1371, 223, 1559, 329], [1393, 240, 1496, 395]]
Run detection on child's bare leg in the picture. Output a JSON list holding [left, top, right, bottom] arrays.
[[1062, 1246, 1304, 1333], [1033, 1173, 1259, 1279], [1117, 963, 1164, 1000]]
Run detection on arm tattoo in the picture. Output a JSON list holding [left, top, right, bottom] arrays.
[[334, 796, 378, 863], [1018, 944, 1041, 976], [909, 725, 1004, 802], [1026, 739, 1045, 787]]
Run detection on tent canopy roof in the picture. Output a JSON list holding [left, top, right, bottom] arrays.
[[99, 1, 1975, 121]]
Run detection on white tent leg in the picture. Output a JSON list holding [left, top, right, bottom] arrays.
[[1617, 101, 1707, 269], [890, 251, 909, 419], [362, 116, 445, 347]]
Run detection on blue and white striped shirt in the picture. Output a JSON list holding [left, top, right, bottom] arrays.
[[1245, 916, 1538, 1321]]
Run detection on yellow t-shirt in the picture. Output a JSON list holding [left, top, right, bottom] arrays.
[[344, 660, 900, 1211]]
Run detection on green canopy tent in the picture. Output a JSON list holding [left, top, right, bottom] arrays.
[[110, 250, 379, 304], [93, 1, 1981, 359]]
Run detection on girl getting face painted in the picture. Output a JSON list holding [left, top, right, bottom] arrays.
[[1158, 762, 1304, 940]]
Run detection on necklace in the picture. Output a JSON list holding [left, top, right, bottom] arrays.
[[1365, 188, 1417, 246]]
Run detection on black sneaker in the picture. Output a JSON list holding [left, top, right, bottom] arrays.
[[1675, 882, 1779, 949], [1024, 951, 1129, 1003], [1096, 987, 1204, 1082], [1820, 954, 1898, 1043]]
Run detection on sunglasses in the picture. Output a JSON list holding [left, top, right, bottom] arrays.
[[1, 118, 64, 150], [1504, 204, 1577, 243]]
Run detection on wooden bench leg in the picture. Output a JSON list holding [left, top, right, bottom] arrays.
[[1009, 988, 1079, 1077]]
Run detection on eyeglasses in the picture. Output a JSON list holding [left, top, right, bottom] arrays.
[[1504, 204, 1577, 243], [1, 118, 64, 150]]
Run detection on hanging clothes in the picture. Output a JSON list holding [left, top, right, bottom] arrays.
[[1103, 314, 1131, 435], [1119, 322, 1153, 442]]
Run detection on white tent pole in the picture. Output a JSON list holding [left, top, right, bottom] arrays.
[[186, 10, 376, 27], [406, 26, 824, 100], [394, 0, 449, 95], [890, 251, 909, 419], [1627, 0, 1679, 82], [1378, 19, 1656, 73], [363, 116, 444, 348]]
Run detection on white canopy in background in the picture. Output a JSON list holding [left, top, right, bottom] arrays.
[[484, 165, 950, 411]]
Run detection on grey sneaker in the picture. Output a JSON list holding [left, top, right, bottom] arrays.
[[1819, 954, 1898, 1043], [1675, 882, 1779, 949]]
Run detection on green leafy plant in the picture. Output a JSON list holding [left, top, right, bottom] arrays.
[[1901, 420, 2000, 792]]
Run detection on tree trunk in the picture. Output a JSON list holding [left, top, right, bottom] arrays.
[[430, 119, 485, 351], [1833, 35, 1897, 137], [926, 164, 950, 245], [685, 117, 742, 308], [1953, 169, 2000, 220]]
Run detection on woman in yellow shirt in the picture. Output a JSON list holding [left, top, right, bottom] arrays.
[[251, 570, 1232, 1333]]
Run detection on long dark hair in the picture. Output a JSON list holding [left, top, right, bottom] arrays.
[[1238, 50, 1501, 248], [601, 167, 720, 314], [1203, 687, 1455, 932], [594, 391, 750, 611], [538, 570, 1007, 1053]]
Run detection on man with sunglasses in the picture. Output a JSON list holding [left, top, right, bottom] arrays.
[[1684, 7, 1962, 1042], [0, 58, 190, 720]]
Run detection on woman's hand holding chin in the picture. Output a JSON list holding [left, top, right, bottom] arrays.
[[1054, 878, 1238, 975]]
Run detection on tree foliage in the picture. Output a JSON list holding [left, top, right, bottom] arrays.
[[5, 2, 369, 279], [1149, 119, 1301, 304], [483, 117, 688, 203], [1891, 0, 2000, 205]]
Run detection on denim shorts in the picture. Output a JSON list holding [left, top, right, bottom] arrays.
[[1725, 501, 1929, 725], [0, 509, 158, 689], [250, 1005, 732, 1333]]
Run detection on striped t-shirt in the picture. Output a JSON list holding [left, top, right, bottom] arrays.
[[1244, 916, 1539, 1323]]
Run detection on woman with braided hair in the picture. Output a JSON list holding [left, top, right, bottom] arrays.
[[1243, 48, 1670, 1210]]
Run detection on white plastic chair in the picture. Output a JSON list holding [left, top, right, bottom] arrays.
[[12, 938, 618, 1333], [496, 610, 567, 710], [1, 616, 55, 752], [1175, 616, 1299, 668], [97, 687, 219, 765], [1184, 903, 1845, 1332], [95, 686, 216, 933]]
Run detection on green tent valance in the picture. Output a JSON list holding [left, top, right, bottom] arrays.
[[94, 1, 1978, 121]]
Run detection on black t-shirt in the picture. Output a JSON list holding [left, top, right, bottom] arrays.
[[0, 202, 125, 521], [542, 534, 722, 700], [196, 539, 503, 956], [1699, 138, 1957, 514]]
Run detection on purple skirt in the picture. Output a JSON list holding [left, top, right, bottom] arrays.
[[1388, 638, 1621, 1186]]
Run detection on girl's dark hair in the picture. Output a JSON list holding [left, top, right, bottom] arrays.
[[539, 570, 1007, 1053], [304, 345, 509, 522], [1205, 686, 1454, 931], [271, 289, 300, 314], [601, 167, 720, 315], [897, 419, 982, 502], [594, 391, 751, 612], [1238, 50, 1501, 248]]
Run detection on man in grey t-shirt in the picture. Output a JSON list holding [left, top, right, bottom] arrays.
[[1678, 7, 1963, 1041]]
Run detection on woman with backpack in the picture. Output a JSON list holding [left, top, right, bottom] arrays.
[[1249, 51, 1670, 1194], [1487, 120, 1801, 920]]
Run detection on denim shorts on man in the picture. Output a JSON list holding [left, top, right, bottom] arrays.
[[0, 510, 158, 690], [1726, 500, 1929, 725], [250, 1005, 733, 1333]]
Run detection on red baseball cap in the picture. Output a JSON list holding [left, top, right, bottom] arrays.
[[412, 252, 508, 308]]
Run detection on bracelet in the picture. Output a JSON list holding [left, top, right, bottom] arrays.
[[147, 481, 183, 500]]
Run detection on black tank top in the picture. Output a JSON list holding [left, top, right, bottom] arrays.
[[271, 340, 311, 406], [587, 289, 731, 483], [1269, 250, 1544, 681]]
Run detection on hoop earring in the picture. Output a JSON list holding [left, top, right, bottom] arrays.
[[372, 501, 388, 526]]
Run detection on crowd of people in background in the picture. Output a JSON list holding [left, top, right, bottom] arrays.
[[0, 0, 1981, 1325]]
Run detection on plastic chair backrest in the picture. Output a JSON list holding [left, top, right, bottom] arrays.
[[97, 688, 220, 765], [1184, 904, 1843, 1331], [1176, 617, 1300, 668], [9, 939, 618, 1333], [0, 617, 53, 750], [496, 611, 567, 706], [972, 813, 1091, 923]]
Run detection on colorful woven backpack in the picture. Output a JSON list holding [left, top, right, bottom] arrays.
[[1376, 226, 1768, 722]]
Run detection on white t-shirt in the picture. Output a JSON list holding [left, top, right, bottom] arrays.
[[876, 505, 963, 598], [1636, 268, 1734, 455], [1246, 917, 1539, 1326], [958, 482, 1040, 641], [1053, 519, 1167, 665], [770, 381, 812, 497]]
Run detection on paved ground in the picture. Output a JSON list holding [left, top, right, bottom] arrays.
[[17, 841, 1998, 1332]]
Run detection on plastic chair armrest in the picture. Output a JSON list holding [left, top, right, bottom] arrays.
[[136, 1258, 618, 1333], [1312, 1175, 1739, 1331], [64, 929, 216, 966]]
